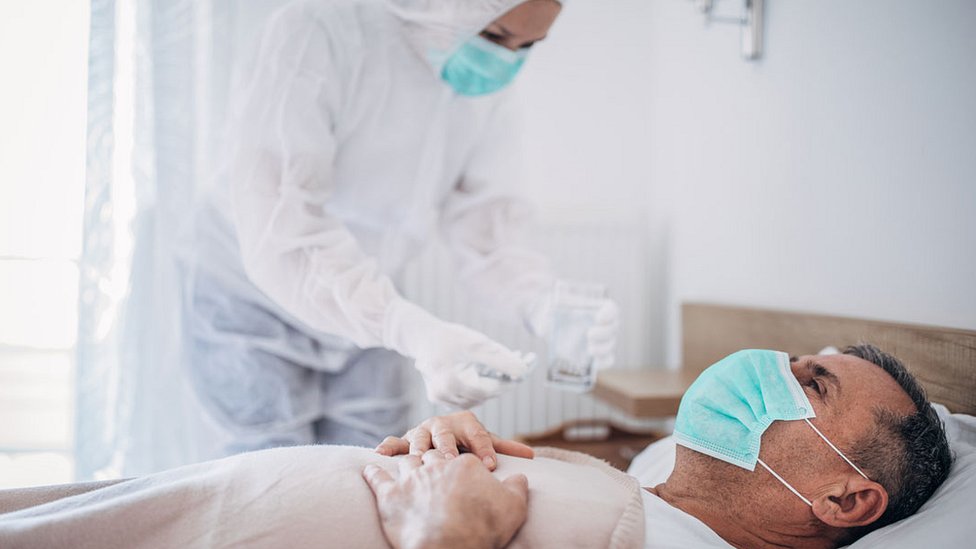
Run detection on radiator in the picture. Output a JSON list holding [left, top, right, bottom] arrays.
[[401, 222, 658, 439]]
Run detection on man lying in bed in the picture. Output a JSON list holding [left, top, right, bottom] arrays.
[[368, 344, 952, 548], [0, 345, 951, 549]]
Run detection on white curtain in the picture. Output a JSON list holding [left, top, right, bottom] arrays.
[[77, 0, 288, 479]]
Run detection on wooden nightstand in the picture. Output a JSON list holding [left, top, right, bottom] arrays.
[[592, 368, 696, 418]]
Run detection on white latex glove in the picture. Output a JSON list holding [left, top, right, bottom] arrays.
[[384, 298, 530, 409], [526, 283, 620, 371]]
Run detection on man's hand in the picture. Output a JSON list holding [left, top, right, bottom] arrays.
[[362, 452, 529, 549], [374, 411, 534, 470]]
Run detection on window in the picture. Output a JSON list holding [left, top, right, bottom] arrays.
[[0, 1, 90, 488]]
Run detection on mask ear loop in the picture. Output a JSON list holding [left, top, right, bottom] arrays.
[[804, 419, 870, 480], [756, 458, 813, 507]]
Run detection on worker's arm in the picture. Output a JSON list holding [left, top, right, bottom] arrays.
[[442, 91, 620, 366], [0, 479, 129, 515], [440, 92, 555, 334], [229, 5, 402, 350]]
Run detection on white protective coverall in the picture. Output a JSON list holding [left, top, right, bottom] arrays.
[[183, 0, 563, 457]]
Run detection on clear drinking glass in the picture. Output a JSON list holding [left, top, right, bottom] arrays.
[[546, 280, 607, 392]]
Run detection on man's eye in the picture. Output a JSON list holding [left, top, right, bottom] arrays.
[[806, 378, 825, 396], [481, 31, 504, 42]]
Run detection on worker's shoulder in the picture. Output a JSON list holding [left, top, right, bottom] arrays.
[[271, 0, 393, 51], [276, 0, 393, 33]]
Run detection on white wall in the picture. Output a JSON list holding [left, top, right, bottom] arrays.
[[636, 0, 976, 366], [518, 0, 655, 223], [518, 0, 666, 365]]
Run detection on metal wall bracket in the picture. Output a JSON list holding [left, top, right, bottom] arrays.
[[694, 0, 764, 60]]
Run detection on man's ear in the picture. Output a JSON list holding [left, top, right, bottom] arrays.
[[811, 477, 888, 528]]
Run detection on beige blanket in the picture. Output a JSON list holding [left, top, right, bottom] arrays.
[[0, 446, 644, 548]]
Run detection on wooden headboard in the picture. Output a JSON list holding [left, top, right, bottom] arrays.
[[682, 303, 976, 415]]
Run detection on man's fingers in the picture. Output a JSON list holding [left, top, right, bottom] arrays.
[[398, 454, 421, 476], [375, 436, 409, 456], [431, 428, 460, 457], [501, 473, 529, 501], [422, 449, 447, 465], [405, 427, 433, 455], [491, 434, 535, 459], [462, 428, 498, 470], [362, 464, 394, 496]]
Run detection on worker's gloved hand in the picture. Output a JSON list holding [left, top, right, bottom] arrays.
[[587, 299, 620, 370], [384, 298, 529, 409], [526, 281, 620, 371]]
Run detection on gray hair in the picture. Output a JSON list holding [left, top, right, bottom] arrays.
[[842, 344, 952, 540]]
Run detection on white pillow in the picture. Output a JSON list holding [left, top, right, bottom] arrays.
[[627, 432, 676, 486], [627, 404, 976, 547], [849, 403, 975, 547]]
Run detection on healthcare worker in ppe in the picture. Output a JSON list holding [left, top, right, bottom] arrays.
[[183, 0, 620, 458]]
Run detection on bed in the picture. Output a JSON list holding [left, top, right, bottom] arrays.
[[1, 303, 973, 548]]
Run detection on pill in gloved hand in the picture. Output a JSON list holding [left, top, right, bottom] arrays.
[[469, 351, 537, 382]]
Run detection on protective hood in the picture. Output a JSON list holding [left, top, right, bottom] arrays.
[[385, 0, 539, 75]]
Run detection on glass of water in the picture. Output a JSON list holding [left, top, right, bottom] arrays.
[[546, 280, 607, 392]]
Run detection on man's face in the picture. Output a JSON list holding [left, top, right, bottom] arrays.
[[750, 353, 916, 507], [672, 353, 917, 511]]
